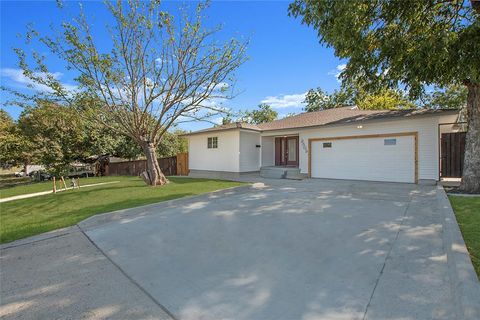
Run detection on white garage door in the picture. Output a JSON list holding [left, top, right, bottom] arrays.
[[310, 135, 415, 183]]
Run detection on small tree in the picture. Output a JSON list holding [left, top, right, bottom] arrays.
[[290, 0, 480, 192], [8, 1, 247, 186]]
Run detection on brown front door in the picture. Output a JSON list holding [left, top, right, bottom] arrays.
[[275, 136, 299, 166]]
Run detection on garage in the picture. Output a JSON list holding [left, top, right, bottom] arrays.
[[309, 133, 417, 183]]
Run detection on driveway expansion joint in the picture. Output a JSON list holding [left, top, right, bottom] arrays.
[[362, 198, 412, 320], [77, 224, 178, 320]]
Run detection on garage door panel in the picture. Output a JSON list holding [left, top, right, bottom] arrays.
[[311, 136, 415, 183]]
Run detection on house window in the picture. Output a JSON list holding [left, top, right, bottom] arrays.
[[384, 138, 397, 146], [323, 142, 332, 148], [207, 137, 218, 149]]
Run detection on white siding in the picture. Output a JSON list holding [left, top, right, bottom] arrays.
[[188, 130, 240, 172], [239, 131, 261, 172], [299, 117, 442, 180], [311, 136, 415, 183], [261, 136, 275, 167]]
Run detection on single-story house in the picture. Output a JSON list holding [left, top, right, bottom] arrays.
[[183, 106, 463, 184]]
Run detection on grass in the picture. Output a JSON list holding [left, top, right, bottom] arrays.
[[449, 195, 480, 278], [0, 176, 244, 243], [0, 176, 119, 199]]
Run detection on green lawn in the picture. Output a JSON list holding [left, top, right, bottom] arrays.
[[0, 176, 120, 199], [449, 195, 480, 278], [0, 176, 244, 243]]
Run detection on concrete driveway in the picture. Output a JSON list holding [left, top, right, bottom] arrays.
[[2, 178, 477, 319]]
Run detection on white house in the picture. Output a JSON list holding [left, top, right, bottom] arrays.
[[183, 107, 462, 184]]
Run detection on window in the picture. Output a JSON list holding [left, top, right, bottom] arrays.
[[207, 137, 218, 149], [323, 142, 332, 148], [384, 138, 397, 146]]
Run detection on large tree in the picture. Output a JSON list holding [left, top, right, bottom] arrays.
[[0, 110, 36, 170], [303, 86, 354, 112], [8, 0, 247, 186], [304, 85, 414, 112], [290, 0, 480, 192], [241, 104, 278, 124]]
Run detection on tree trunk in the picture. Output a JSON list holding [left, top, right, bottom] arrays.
[[459, 83, 480, 193], [142, 142, 168, 186]]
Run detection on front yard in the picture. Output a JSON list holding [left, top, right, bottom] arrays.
[[0, 176, 244, 244], [449, 195, 480, 278]]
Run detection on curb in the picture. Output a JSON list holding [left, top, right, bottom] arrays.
[[437, 186, 480, 319], [0, 225, 79, 250]]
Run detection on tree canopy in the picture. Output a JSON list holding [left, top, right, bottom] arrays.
[[5, 0, 247, 185], [241, 104, 278, 124], [289, 0, 480, 96]]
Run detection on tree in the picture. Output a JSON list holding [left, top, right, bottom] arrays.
[[17, 102, 90, 176], [221, 115, 234, 125], [304, 85, 413, 111], [0, 109, 37, 170], [241, 104, 278, 124], [290, 0, 480, 192], [8, 1, 247, 186], [424, 84, 468, 109], [356, 88, 415, 110], [304, 87, 354, 112]]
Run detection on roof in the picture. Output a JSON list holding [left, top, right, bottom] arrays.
[[183, 107, 458, 136]]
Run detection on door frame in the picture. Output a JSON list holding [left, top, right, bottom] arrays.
[[275, 136, 299, 167], [307, 132, 418, 183]]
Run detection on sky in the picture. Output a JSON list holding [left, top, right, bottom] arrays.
[[0, 0, 345, 131]]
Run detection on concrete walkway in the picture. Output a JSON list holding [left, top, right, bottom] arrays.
[[0, 181, 120, 203], [1, 178, 479, 320]]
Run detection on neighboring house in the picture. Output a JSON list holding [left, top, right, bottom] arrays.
[[183, 106, 463, 184]]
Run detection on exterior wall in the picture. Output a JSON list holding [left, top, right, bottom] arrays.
[[298, 117, 446, 181], [188, 130, 240, 172], [239, 131, 261, 172], [261, 136, 275, 167]]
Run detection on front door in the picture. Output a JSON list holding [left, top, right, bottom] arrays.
[[275, 136, 299, 166]]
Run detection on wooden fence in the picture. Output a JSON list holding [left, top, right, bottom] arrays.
[[107, 153, 188, 177], [441, 132, 466, 178]]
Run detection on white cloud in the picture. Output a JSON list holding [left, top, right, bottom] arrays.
[[261, 92, 306, 109], [328, 63, 347, 82], [211, 116, 224, 125], [1, 68, 77, 93]]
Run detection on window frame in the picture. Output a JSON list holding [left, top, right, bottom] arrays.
[[207, 136, 218, 149]]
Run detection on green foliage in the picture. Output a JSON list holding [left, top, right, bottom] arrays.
[[289, 0, 480, 96], [0, 110, 37, 167], [221, 115, 233, 125], [304, 85, 414, 111], [157, 130, 188, 157], [356, 88, 415, 110], [304, 87, 354, 112], [17, 102, 89, 176], [424, 84, 468, 109], [241, 104, 278, 124]]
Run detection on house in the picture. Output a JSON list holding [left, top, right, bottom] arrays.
[[183, 107, 463, 184]]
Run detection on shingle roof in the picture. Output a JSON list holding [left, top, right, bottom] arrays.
[[183, 107, 458, 136]]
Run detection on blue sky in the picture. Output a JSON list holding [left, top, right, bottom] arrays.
[[0, 0, 345, 131]]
